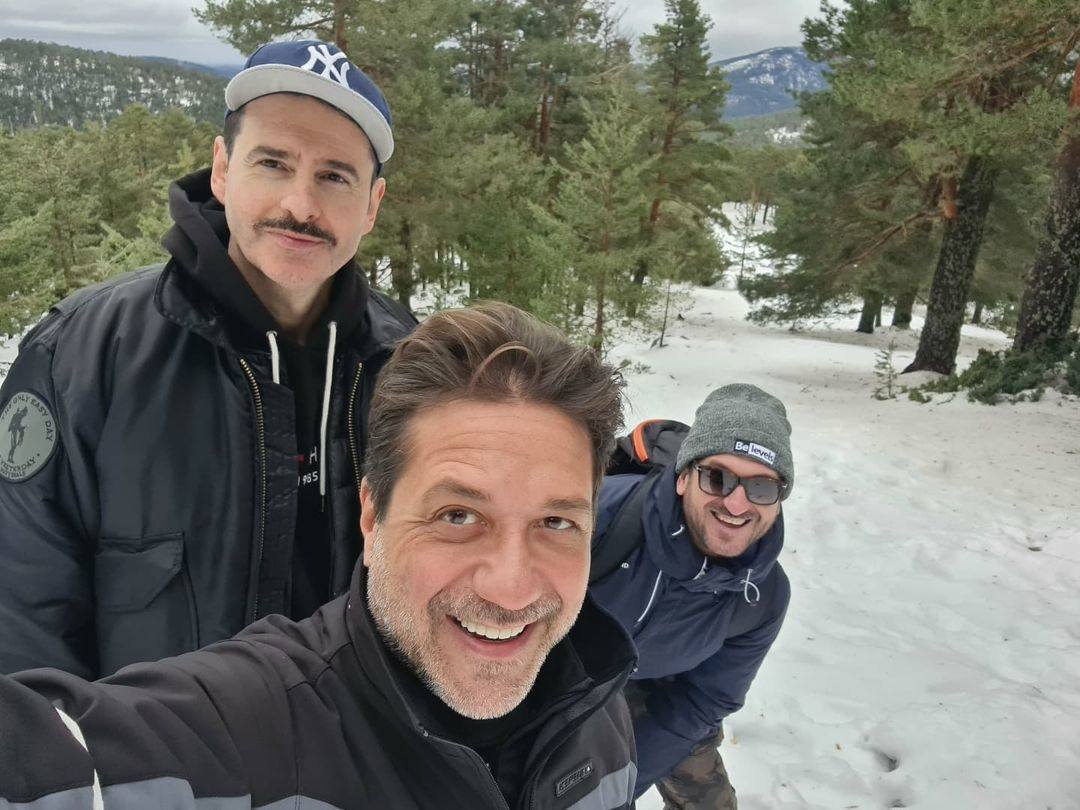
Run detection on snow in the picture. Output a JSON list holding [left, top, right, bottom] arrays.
[[615, 207, 1080, 809], [2, 208, 1077, 808]]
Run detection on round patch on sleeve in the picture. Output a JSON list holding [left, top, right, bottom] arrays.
[[0, 391, 58, 482]]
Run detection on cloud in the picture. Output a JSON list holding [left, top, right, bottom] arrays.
[[0, 0, 242, 61], [616, 0, 824, 59], [0, 0, 188, 29], [0, 0, 826, 65]]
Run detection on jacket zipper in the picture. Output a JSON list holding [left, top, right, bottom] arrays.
[[239, 357, 268, 623], [346, 362, 364, 496], [419, 727, 510, 810]]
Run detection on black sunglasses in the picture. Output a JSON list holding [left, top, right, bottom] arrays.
[[693, 464, 786, 506]]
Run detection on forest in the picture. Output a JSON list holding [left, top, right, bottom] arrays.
[[1, 0, 1078, 393]]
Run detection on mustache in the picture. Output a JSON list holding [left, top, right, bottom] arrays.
[[256, 217, 337, 246], [432, 588, 563, 627]]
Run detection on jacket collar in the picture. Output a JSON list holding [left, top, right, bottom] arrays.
[[643, 466, 785, 593], [344, 563, 636, 746]]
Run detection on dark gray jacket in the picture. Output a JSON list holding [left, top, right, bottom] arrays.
[[0, 173, 416, 679], [0, 566, 638, 810]]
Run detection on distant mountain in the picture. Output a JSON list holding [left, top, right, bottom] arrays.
[[0, 39, 226, 131], [713, 46, 828, 119], [139, 56, 242, 80]]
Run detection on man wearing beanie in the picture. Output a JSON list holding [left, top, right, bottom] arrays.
[[590, 384, 793, 809], [0, 40, 415, 679]]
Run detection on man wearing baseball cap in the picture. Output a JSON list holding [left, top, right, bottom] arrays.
[[590, 384, 794, 809], [0, 40, 416, 679]]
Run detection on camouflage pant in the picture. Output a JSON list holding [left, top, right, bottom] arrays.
[[625, 683, 738, 810]]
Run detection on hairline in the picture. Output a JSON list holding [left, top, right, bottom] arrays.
[[372, 394, 601, 524]]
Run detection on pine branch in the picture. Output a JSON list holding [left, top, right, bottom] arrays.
[[829, 210, 940, 276]]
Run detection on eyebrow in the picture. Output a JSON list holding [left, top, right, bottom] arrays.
[[543, 497, 593, 516], [246, 146, 360, 182], [423, 481, 491, 504], [421, 482, 592, 515]]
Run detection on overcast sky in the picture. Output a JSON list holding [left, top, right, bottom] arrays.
[[0, 0, 825, 65]]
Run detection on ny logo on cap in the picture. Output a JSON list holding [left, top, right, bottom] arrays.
[[300, 44, 351, 87]]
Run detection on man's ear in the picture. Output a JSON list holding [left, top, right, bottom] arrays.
[[360, 177, 386, 236], [210, 135, 229, 205], [359, 477, 379, 567], [675, 468, 689, 497]]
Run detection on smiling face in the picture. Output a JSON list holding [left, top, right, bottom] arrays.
[[361, 398, 595, 720], [209, 93, 385, 300], [676, 453, 782, 559]]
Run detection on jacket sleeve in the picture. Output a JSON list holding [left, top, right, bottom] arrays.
[[632, 566, 790, 795], [0, 640, 296, 809], [0, 334, 98, 678]]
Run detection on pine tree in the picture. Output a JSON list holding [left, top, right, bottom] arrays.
[[1015, 56, 1080, 350], [530, 78, 653, 349], [827, 0, 1078, 373], [634, 0, 730, 299]]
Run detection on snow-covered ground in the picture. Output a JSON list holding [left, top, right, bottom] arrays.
[[3, 214, 1077, 808], [611, 219, 1080, 808]]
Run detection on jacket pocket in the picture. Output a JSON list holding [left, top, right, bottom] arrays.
[[94, 533, 199, 674]]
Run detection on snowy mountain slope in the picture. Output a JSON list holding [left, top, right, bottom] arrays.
[[714, 46, 828, 119], [0, 38, 226, 130]]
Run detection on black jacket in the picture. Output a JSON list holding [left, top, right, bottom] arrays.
[[0, 170, 416, 679], [0, 566, 638, 810]]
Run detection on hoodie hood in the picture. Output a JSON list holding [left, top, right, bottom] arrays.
[[159, 167, 373, 353], [642, 466, 784, 597]]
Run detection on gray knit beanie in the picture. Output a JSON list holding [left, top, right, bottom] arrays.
[[675, 384, 794, 498]]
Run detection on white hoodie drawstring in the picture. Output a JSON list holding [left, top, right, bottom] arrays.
[[319, 321, 338, 500], [742, 568, 761, 605], [266, 331, 281, 385]]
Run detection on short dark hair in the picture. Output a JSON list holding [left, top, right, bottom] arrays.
[[222, 97, 381, 184], [364, 302, 625, 517]]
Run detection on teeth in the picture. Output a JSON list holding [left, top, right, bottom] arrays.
[[458, 619, 526, 641], [712, 509, 749, 526]]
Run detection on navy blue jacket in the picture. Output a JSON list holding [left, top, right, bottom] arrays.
[[589, 468, 790, 795]]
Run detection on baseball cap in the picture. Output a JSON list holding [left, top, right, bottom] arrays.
[[225, 40, 394, 166]]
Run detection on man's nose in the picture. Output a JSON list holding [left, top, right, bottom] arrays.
[[279, 177, 320, 223], [722, 483, 753, 514], [471, 528, 544, 613]]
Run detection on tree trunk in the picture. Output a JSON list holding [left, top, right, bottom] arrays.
[[332, 0, 348, 51], [971, 301, 984, 325], [593, 232, 610, 350], [392, 220, 415, 308], [892, 285, 917, 328], [1013, 58, 1080, 352], [625, 258, 648, 317], [874, 303, 883, 328], [904, 157, 997, 374], [857, 291, 882, 334], [533, 75, 550, 154]]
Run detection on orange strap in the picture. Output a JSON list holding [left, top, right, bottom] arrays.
[[631, 419, 664, 463]]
